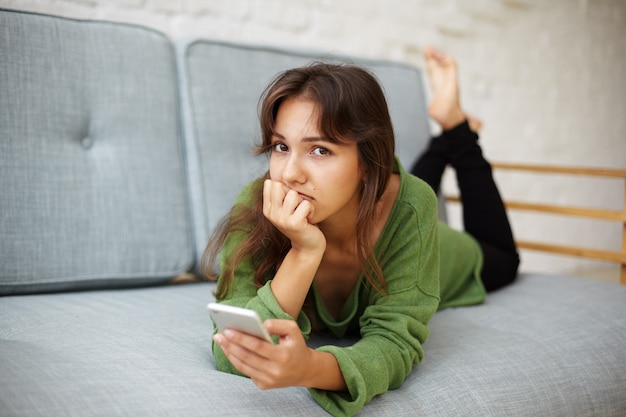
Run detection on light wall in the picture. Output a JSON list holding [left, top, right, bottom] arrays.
[[3, 0, 625, 282]]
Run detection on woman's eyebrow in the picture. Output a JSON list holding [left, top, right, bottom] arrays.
[[272, 132, 330, 143], [302, 136, 330, 143]]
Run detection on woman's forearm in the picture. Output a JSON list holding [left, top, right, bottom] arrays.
[[270, 247, 324, 318]]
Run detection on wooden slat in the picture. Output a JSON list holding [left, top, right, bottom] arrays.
[[445, 196, 626, 221], [503, 201, 625, 221], [516, 240, 626, 264], [491, 162, 626, 178]]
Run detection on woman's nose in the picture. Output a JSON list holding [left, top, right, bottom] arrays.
[[281, 154, 306, 184]]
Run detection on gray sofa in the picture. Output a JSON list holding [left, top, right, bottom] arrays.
[[1, 8, 625, 417]]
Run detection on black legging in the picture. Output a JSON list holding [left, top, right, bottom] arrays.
[[411, 120, 520, 292]]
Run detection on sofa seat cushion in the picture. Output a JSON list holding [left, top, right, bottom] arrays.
[[0, 282, 326, 417], [1, 274, 624, 416]]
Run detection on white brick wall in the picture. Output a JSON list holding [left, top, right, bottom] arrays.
[[2, 0, 625, 282]]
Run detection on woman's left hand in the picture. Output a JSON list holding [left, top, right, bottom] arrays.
[[213, 319, 314, 390]]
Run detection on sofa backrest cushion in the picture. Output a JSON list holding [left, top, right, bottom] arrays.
[[0, 10, 193, 294], [177, 40, 434, 275]]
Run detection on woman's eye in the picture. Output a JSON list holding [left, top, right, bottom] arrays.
[[312, 147, 330, 156], [273, 143, 288, 153]]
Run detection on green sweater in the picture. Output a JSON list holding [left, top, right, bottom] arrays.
[[212, 158, 485, 417]]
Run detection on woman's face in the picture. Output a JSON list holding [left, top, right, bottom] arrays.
[[269, 97, 363, 226]]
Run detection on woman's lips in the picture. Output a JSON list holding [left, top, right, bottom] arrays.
[[297, 192, 313, 201]]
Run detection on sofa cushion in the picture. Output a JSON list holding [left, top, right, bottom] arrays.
[[176, 39, 433, 274], [0, 10, 193, 294], [1, 274, 624, 416]]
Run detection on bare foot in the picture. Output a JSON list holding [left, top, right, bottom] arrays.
[[424, 46, 466, 131]]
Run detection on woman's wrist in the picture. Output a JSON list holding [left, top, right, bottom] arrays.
[[289, 245, 325, 264], [302, 349, 347, 391]]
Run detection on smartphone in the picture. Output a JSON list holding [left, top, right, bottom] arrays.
[[207, 303, 273, 343]]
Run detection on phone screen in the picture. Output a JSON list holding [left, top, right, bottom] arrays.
[[208, 303, 273, 343]]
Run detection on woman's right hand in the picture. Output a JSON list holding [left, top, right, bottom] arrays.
[[262, 179, 326, 254], [213, 319, 346, 391]]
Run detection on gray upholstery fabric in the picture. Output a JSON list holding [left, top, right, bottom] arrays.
[[0, 282, 327, 417], [1, 274, 624, 416], [0, 10, 193, 294], [176, 39, 432, 274], [404, 274, 626, 416]]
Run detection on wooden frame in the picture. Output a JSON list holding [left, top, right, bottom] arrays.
[[446, 162, 626, 285]]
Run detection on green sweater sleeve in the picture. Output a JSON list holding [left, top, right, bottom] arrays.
[[308, 171, 441, 417]]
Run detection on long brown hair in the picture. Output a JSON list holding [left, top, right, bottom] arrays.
[[202, 62, 396, 300]]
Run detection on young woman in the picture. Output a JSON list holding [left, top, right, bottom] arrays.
[[204, 47, 519, 417]]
